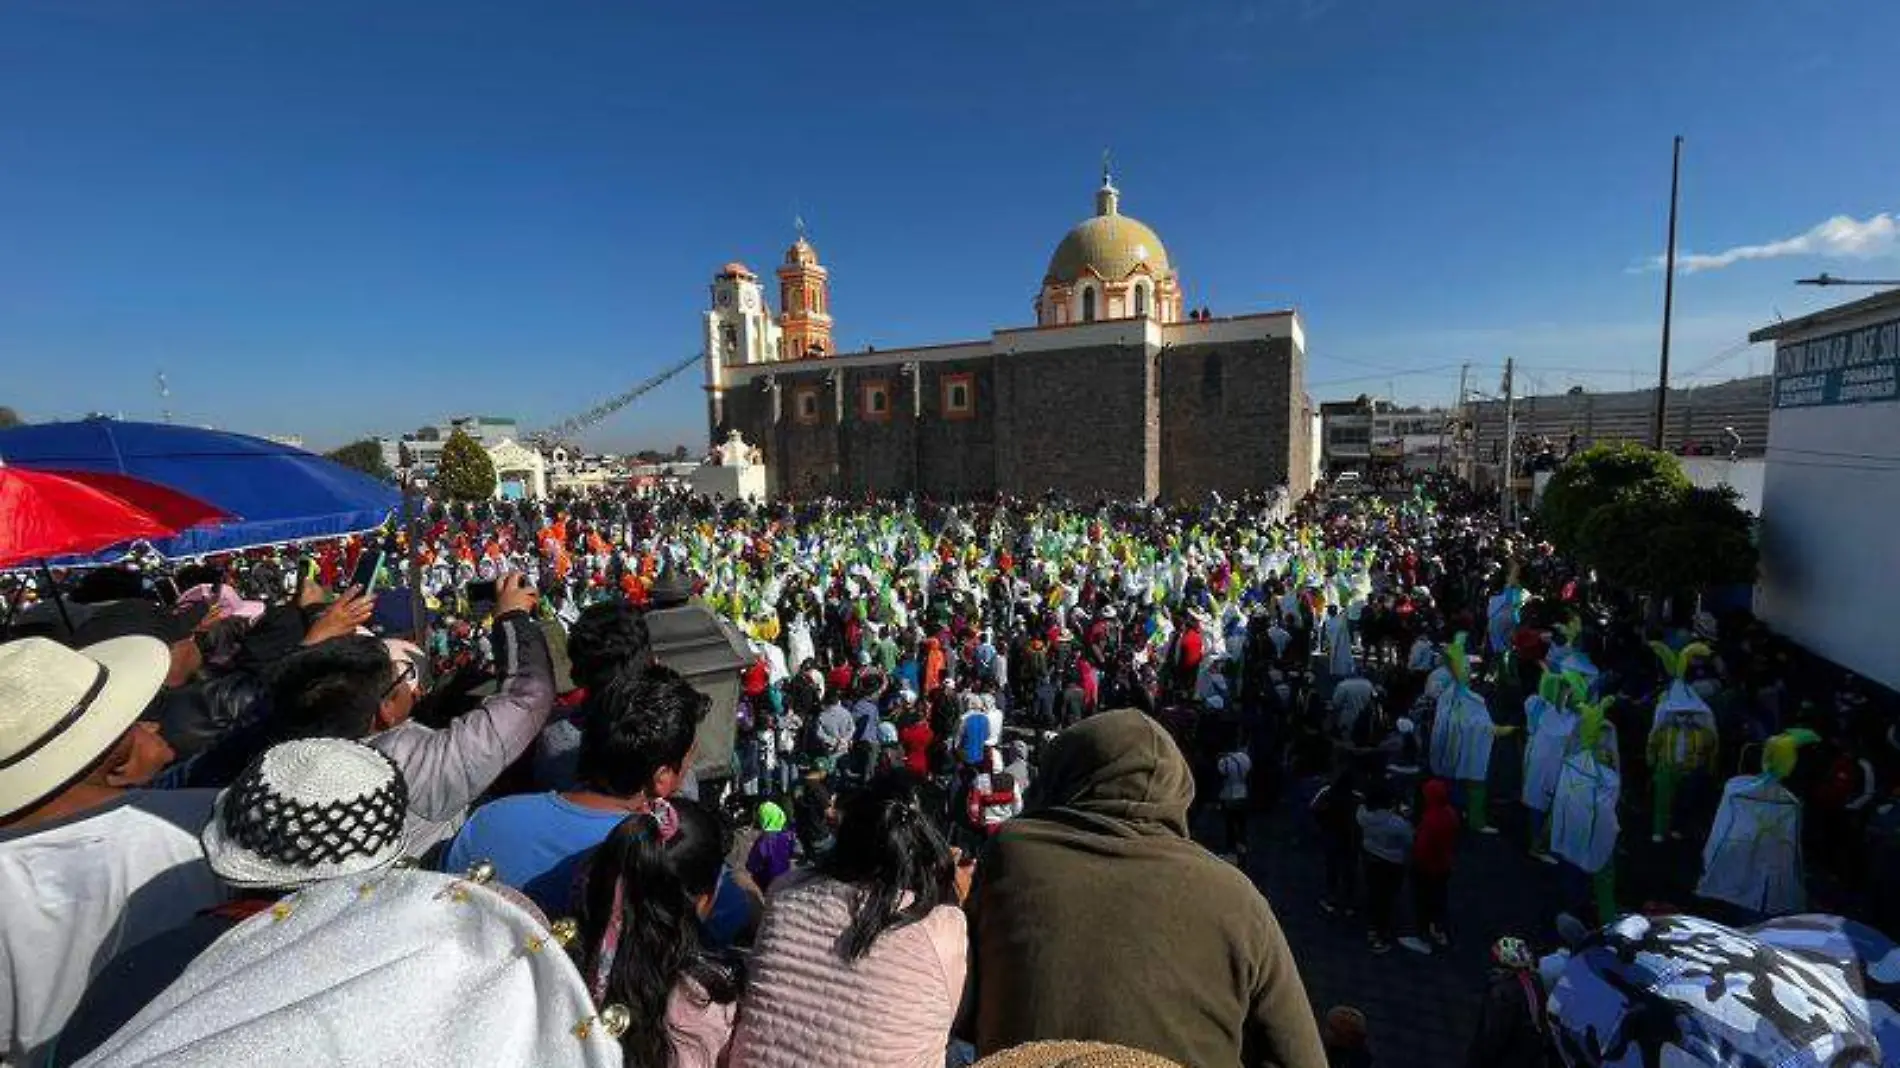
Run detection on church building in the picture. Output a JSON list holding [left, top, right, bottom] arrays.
[[703, 171, 1314, 501]]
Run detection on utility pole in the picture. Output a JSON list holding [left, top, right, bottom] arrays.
[[156, 370, 172, 425], [1653, 135, 1683, 449], [1441, 362, 1468, 475], [1501, 358, 1517, 526]]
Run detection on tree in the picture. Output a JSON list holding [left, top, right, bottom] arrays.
[[1576, 484, 1757, 600], [436, 427, 497, 501], [325, 439, 393, 481], [1538, 441, 1690, 555], [671, 443, 690, 461], [0, 407, 21, 429]]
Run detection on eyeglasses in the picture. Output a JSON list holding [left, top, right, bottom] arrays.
[[382, 660, 422, 700]]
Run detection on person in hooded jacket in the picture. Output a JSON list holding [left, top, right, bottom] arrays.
[[965, 708, 1327, 1068], [1409, 779, 1459, 949]]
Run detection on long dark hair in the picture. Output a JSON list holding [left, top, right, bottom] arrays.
[[571, 799, 739, 1068], [817, 770, 955, 961]]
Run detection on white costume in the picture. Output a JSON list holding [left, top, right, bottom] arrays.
[[1322, 613, 1355, 678], [1521, 695, 1579, 812], [1429, 685, 1495, 782], [1549, 739, 1619, 873], [785, 616, 815, 672], [1697, 775, 1805, 916]]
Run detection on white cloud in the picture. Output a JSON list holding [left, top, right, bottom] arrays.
[[1640, 212, 1898, 274]]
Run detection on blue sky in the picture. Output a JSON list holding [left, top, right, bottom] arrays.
[[2, 0, 1894, 451]]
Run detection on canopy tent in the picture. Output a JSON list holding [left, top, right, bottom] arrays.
[[0, 419, 399, 558]]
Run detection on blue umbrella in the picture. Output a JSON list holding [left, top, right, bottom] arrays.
[[0, 419, 401, 558]]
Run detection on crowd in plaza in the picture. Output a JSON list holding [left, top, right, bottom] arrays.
[[4, 474, 1900, 1068]]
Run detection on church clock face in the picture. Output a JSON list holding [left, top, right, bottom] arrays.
[[716, 289, 731, 308], [740, 290, 756, 311]]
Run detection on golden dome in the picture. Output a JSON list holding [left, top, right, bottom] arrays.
[[1044, 182, 1173, 284]]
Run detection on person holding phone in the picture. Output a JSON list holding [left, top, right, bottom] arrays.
[[271, 573, 554, 857]]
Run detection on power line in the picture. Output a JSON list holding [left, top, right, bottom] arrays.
[[1306, 363, 1468, 389]]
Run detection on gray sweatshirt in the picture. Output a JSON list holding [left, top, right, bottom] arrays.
[[1357, 806, 1415, 865], [369, 611, 555, 857]]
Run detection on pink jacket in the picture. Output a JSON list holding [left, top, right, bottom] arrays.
[[669, 976, 737, 1068], [727, 871, 966, 1068]]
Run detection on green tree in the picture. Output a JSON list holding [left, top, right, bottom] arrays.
[[435, 427, 497, 501], [0, 406, 22, 429], [325, 439, 393, 481], [1573, 477, 1757, 600], [1539, 441, 1690, 555]]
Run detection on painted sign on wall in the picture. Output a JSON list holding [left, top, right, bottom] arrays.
[[1773, 316, 1900, 408]]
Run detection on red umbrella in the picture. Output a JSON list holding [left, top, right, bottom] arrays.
[[0, 465, 231, 569]]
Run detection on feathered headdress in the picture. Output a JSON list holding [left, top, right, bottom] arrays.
[[1762, 728, 1820, 781], [1649, 640, 1712, 681]]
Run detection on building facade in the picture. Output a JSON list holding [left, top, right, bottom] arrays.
[[1319, 399, 1451, 475], [702, 174, 1313, 502], [1749, 290, 1900, 692]]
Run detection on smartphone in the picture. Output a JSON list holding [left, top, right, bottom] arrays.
[[348, 550, 388, 596], [465, 579, 498, 607], [294, 556, 318, 599]]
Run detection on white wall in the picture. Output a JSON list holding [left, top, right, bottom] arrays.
[[1677, 457, 1765, 515], [1755, 402, 1900, 690]]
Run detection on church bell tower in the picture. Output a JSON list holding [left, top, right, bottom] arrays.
[[777, 234, 832, 360]]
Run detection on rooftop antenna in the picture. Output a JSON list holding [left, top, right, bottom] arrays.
[[156, 369, 172, 424]]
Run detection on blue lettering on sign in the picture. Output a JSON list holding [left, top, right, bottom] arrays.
[[1773, 316, 1900, 408]]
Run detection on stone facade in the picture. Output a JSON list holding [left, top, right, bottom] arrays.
[[712, 314, 1313, 502]]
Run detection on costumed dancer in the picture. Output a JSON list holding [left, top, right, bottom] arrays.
[[1549, 695, 1621, 924], [1428, 633, 1516, 834], [1522, 669, 1585, 861], [1484, 576, 1525, 681], [1697, 729, 1817, 919], [1646, 640, 1718, 843]]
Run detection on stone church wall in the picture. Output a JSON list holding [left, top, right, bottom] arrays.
[[1159, 337, 1300, 501], [716, 333, 1301, 501], [991, 344, 1153, 499]]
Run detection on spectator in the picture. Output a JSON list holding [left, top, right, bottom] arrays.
[[1405, 779, 1458, 953], [1321, 1006, 1372, 1068], [570, 800, 742, 1068], [1357, 784, 1413, 955], [729, 771, 966, 1068], [1464, 937, 1551, 1067], [537, 599, 652, 790], [274, 572, 553, 856], [966, 709, 1327, 1067], [0, 636, 221, 1066], [73, 868, 619, 1068], [746, 800, 796, 893], [51, 738, 409, 1064], [1312, 766, 1362, 916], [443, 664, 705, 914]]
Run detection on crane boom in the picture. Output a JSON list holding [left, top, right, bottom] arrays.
[[527, 353, 702, 447]]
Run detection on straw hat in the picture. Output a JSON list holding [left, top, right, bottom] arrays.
[[201, 738, 410, 890], [0, 636, 169, 817], [974, 1042, 1184, 1068], [79, 868, 623, 1068]]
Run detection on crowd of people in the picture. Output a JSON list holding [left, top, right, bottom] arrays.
[[3, 474, 1898, 1068]]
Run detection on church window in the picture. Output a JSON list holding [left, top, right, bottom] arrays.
[[721, 324, 737, 355], [793, 386, 821, 426], [1134, 285, 1148, 317], [1082, 287, 1097, 323], [942, 373, 975, 421], [861, 379, 892, 422]]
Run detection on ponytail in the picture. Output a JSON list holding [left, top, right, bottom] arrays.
[[571, 799, 732, 1068]]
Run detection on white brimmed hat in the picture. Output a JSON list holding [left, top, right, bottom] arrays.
[[0, 636, 169, 817], [201, 738, 409, 889], [80, 868, 625, 1068]]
